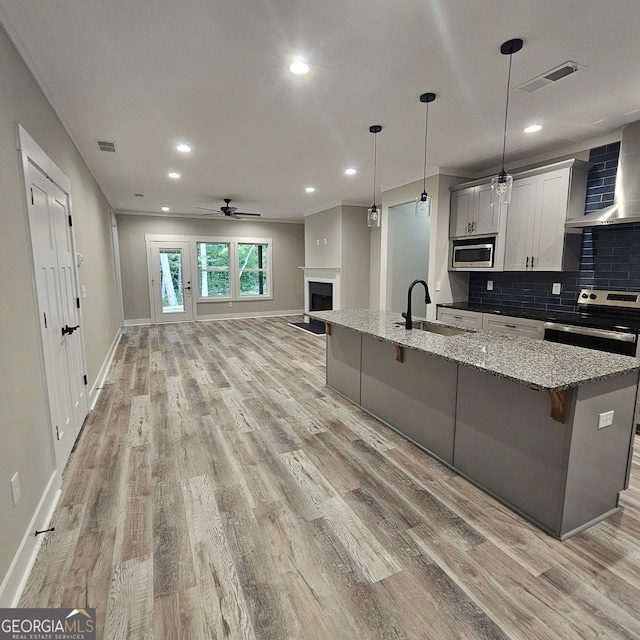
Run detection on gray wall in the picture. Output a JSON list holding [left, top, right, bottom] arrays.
[[116, 213, 305, 321], [0, 25, 119, 602], [341, 205, 370, 309], [303, 205, 342, 267]]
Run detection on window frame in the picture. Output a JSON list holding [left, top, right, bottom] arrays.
[[194, 236, 273, 303], [196, 240, 233, 301], [237, 241, 272, 300]]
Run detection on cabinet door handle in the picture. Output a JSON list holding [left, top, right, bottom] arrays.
[[472, 221, 476, 232], [505, 324, 517, 329], [531, 256, 536, 268], [526, 256, 529, 269], [467, 222, 471, 233]]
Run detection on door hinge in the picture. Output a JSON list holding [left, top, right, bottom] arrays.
[[30, 187, 34, 205], [44, 312, 47, 328], [55, 425, 60, 441], [83, 374, 88, 386], [68, 214, 73, 227], [76, 297, 80, 309]]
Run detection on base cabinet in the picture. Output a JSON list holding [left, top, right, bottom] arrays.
[[454, 367, 638, 538], [360, 335, 457, 464], [326, 325, 362, 404]]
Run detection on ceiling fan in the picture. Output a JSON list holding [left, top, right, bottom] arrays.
[[196, 198, 261, 219]]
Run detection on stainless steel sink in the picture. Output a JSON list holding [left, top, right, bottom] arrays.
[[417, 321, 470, 336]]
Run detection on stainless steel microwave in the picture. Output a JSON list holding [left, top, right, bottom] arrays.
[[451, 237, 495, 269]]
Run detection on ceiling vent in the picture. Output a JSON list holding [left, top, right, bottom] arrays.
[[518, 61, 582, 93], [95, 139, 117, 152]]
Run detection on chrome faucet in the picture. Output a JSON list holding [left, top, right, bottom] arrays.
[[402, 279, 431, 329]]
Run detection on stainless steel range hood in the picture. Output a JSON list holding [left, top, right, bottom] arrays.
[[566, 120, 640, 228]]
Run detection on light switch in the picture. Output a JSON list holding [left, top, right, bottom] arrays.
[[487, 280, 493, 291], [81, 285, 87, 299]]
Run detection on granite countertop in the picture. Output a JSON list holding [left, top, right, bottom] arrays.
[[309, 308, 640, 392]]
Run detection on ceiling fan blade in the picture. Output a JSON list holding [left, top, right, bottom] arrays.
[[195, 206, 223, 214], [234, 212, 261, 217]]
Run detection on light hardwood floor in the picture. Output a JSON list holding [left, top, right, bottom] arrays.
[[19, 316, 640, 639]]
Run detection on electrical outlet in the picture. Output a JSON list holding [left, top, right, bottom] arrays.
[[552, 282, 562, 295], [228, 302, 233, 308], [487, 280, 494, 291], [598, 410, 614, 429], [10, 472, 21, 506]]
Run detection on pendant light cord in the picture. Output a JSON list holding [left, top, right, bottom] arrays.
[[501, 53, 514, 172], [423, 102, 429, 192], [373, 131, 378, 207]]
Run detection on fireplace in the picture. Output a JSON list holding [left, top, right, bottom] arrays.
[[299, 267, 341, 321], [309, 281, 333, 312]]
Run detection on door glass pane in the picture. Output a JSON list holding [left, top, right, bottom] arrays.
[[159, 249, 184, 313]]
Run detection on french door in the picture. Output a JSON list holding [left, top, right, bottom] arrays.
[[149, 241, 194, 322]]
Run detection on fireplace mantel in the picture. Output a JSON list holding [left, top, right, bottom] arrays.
[[299, 266, 341, 316]]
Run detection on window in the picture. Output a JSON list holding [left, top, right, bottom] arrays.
[[195, 238, 272, 302], [197, 242, 230, 298], [238, 243, 269, 297]]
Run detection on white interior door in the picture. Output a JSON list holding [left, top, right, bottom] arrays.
[[27, 163, 88, 468], [149, 241, 194, 322]]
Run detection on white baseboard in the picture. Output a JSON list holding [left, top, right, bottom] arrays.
[[123, 318, 152, 326], [123, 310, 303, 325], [88, 327, 122, 411], [196, 309, 303, 322], [0, 472, 61, 607]]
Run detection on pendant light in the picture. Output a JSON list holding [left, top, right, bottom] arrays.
[[416, 92, 436, 219], [367, 125, 382, 228], [491, 38, 523, 207]]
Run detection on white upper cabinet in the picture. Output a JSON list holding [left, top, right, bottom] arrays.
[[503, 159, 591, 271], [450, 182, 500, 237]]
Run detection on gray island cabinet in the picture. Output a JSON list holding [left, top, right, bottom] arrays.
[[310, 309, 640, 539]]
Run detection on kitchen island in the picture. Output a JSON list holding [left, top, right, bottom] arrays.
[[309, 308, 640, 539]]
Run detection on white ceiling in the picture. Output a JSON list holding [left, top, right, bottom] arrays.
[[2, 0, 640, 222]]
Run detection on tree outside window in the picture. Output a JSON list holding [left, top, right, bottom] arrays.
[[197, 242, 230, 298], [238, 243, 269, 296]]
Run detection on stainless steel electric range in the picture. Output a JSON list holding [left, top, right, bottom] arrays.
[[544, 289, 640, 357]]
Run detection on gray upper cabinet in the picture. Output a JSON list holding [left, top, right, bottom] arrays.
[[503, 159, 591, 271], [450, 182, 499, 238]]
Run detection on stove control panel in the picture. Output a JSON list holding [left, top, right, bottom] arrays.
[[578, 289, 640, 309]]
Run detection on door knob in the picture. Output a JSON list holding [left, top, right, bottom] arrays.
[[62, 324, 80, 336]]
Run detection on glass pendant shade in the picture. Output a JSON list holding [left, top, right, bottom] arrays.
[[367, 205, 381, 227], [491, 169, 513, 206], [415, 191, 432, 219]]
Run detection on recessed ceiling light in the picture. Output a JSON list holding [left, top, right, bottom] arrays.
[[524, 124, 542, 133], [345, 167, 356, 175], [168, 172, 181, 179], [176, 143, 191, 153], [161, 206, 170, 211], [305, 186, 316, 193], [290, 59, 310, 75]]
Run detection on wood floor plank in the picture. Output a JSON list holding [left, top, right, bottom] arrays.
[[182, 475, 256, 639], [105, 554, 154, 640]]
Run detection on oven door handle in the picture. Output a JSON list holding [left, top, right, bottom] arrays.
[[543, 322, 637, 343]]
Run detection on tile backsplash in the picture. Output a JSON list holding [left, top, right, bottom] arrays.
[[468, 141, 640, 312]]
